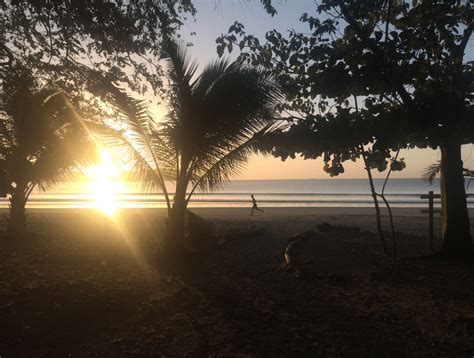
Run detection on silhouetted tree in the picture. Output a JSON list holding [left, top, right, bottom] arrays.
[[97, 38, 283, 251], [1, 0, 196, 92], [0, 66, 96, 238], [423, 162, 474, 225], [217, 0, 474, 259]]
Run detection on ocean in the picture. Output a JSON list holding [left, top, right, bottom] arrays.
[[1, 178, 473, 209]]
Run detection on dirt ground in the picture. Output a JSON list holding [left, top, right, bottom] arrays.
[[0, 209, 474, 357]]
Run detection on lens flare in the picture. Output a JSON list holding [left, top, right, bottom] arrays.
[[86, 149, 124, 215]]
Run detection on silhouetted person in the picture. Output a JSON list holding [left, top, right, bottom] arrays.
[[250, 194, 263, 216]]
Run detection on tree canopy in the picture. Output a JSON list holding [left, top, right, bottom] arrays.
[[217, 0, 473, 173], [1, 0, 196, 92], [1, 0, 279, 93]]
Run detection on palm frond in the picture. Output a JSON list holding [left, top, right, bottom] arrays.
[[93, 84, 174, 209], [33, 120, 97, 191], [188, 123, 281, 198], [422, 161, 441, 184], [0, 66, 98, 196], [162, 37, 199, 90], [190, 58, 232, 99], [463, 168, 474, 178], [187, 65, 283, 174], [100, 130, 165, 193]]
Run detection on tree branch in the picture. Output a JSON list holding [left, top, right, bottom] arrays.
[[459, 23, 473, 57], [0, 43, 14, 66], [338, 2, 413, 105]]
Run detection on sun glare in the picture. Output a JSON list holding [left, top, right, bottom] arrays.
[[86, 149, 124, 215]]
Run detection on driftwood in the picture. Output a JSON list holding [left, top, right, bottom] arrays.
[[182, 211, 268, 250], [316, 222, 361, 233], [282, 229, 319, 278], [178, 210, 215, 252], [185, 210, 213, 240], [315, 222, 332, 232], [217, 227, 268, 246]]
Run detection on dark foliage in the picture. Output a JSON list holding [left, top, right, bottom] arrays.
[[0, 0, 196, 93], [217, 0, 473, 257], [0, 65, 97, 237]]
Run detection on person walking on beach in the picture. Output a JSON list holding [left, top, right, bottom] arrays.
[[250, 194, 263, 216]]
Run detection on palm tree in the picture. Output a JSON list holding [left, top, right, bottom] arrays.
[[0, 67, 96, 238], [101, 38, 283, 250], [422, 162, 442, 185], [423, 162, 473, 185], [422, 160, 473, 243]]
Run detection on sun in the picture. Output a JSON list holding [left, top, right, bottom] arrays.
[[85, 149, 125, 215]]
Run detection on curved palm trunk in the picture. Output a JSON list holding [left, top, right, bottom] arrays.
[[7, 181, 28, 239], [167, 188, 187, 246], [440, 142, 472, 258], [165, 160, 189, 251]]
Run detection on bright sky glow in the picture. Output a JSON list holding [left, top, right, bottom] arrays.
[[85, 149, 126, 215]]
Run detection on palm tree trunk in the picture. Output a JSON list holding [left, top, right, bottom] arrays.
[[440, 142, 472, 258], [165, 161, 189, 251], [7, 181, 28, 239], [168, 193, 186, 245]]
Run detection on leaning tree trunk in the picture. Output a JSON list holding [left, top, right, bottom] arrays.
[[362, 153, 388, 254], [440, 142, 472, 258], [165, 170, 188, 252], [6, 181, 28, 239]]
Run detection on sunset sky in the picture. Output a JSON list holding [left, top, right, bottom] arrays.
[[177, 0, 474, 180]]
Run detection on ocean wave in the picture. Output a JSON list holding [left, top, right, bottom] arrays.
[[1, 197, 473, 205]]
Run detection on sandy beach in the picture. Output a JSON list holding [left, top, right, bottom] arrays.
[[17, 206, 474, 238], [194, 206, 474, 235], [1, 207, 474, 356]]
